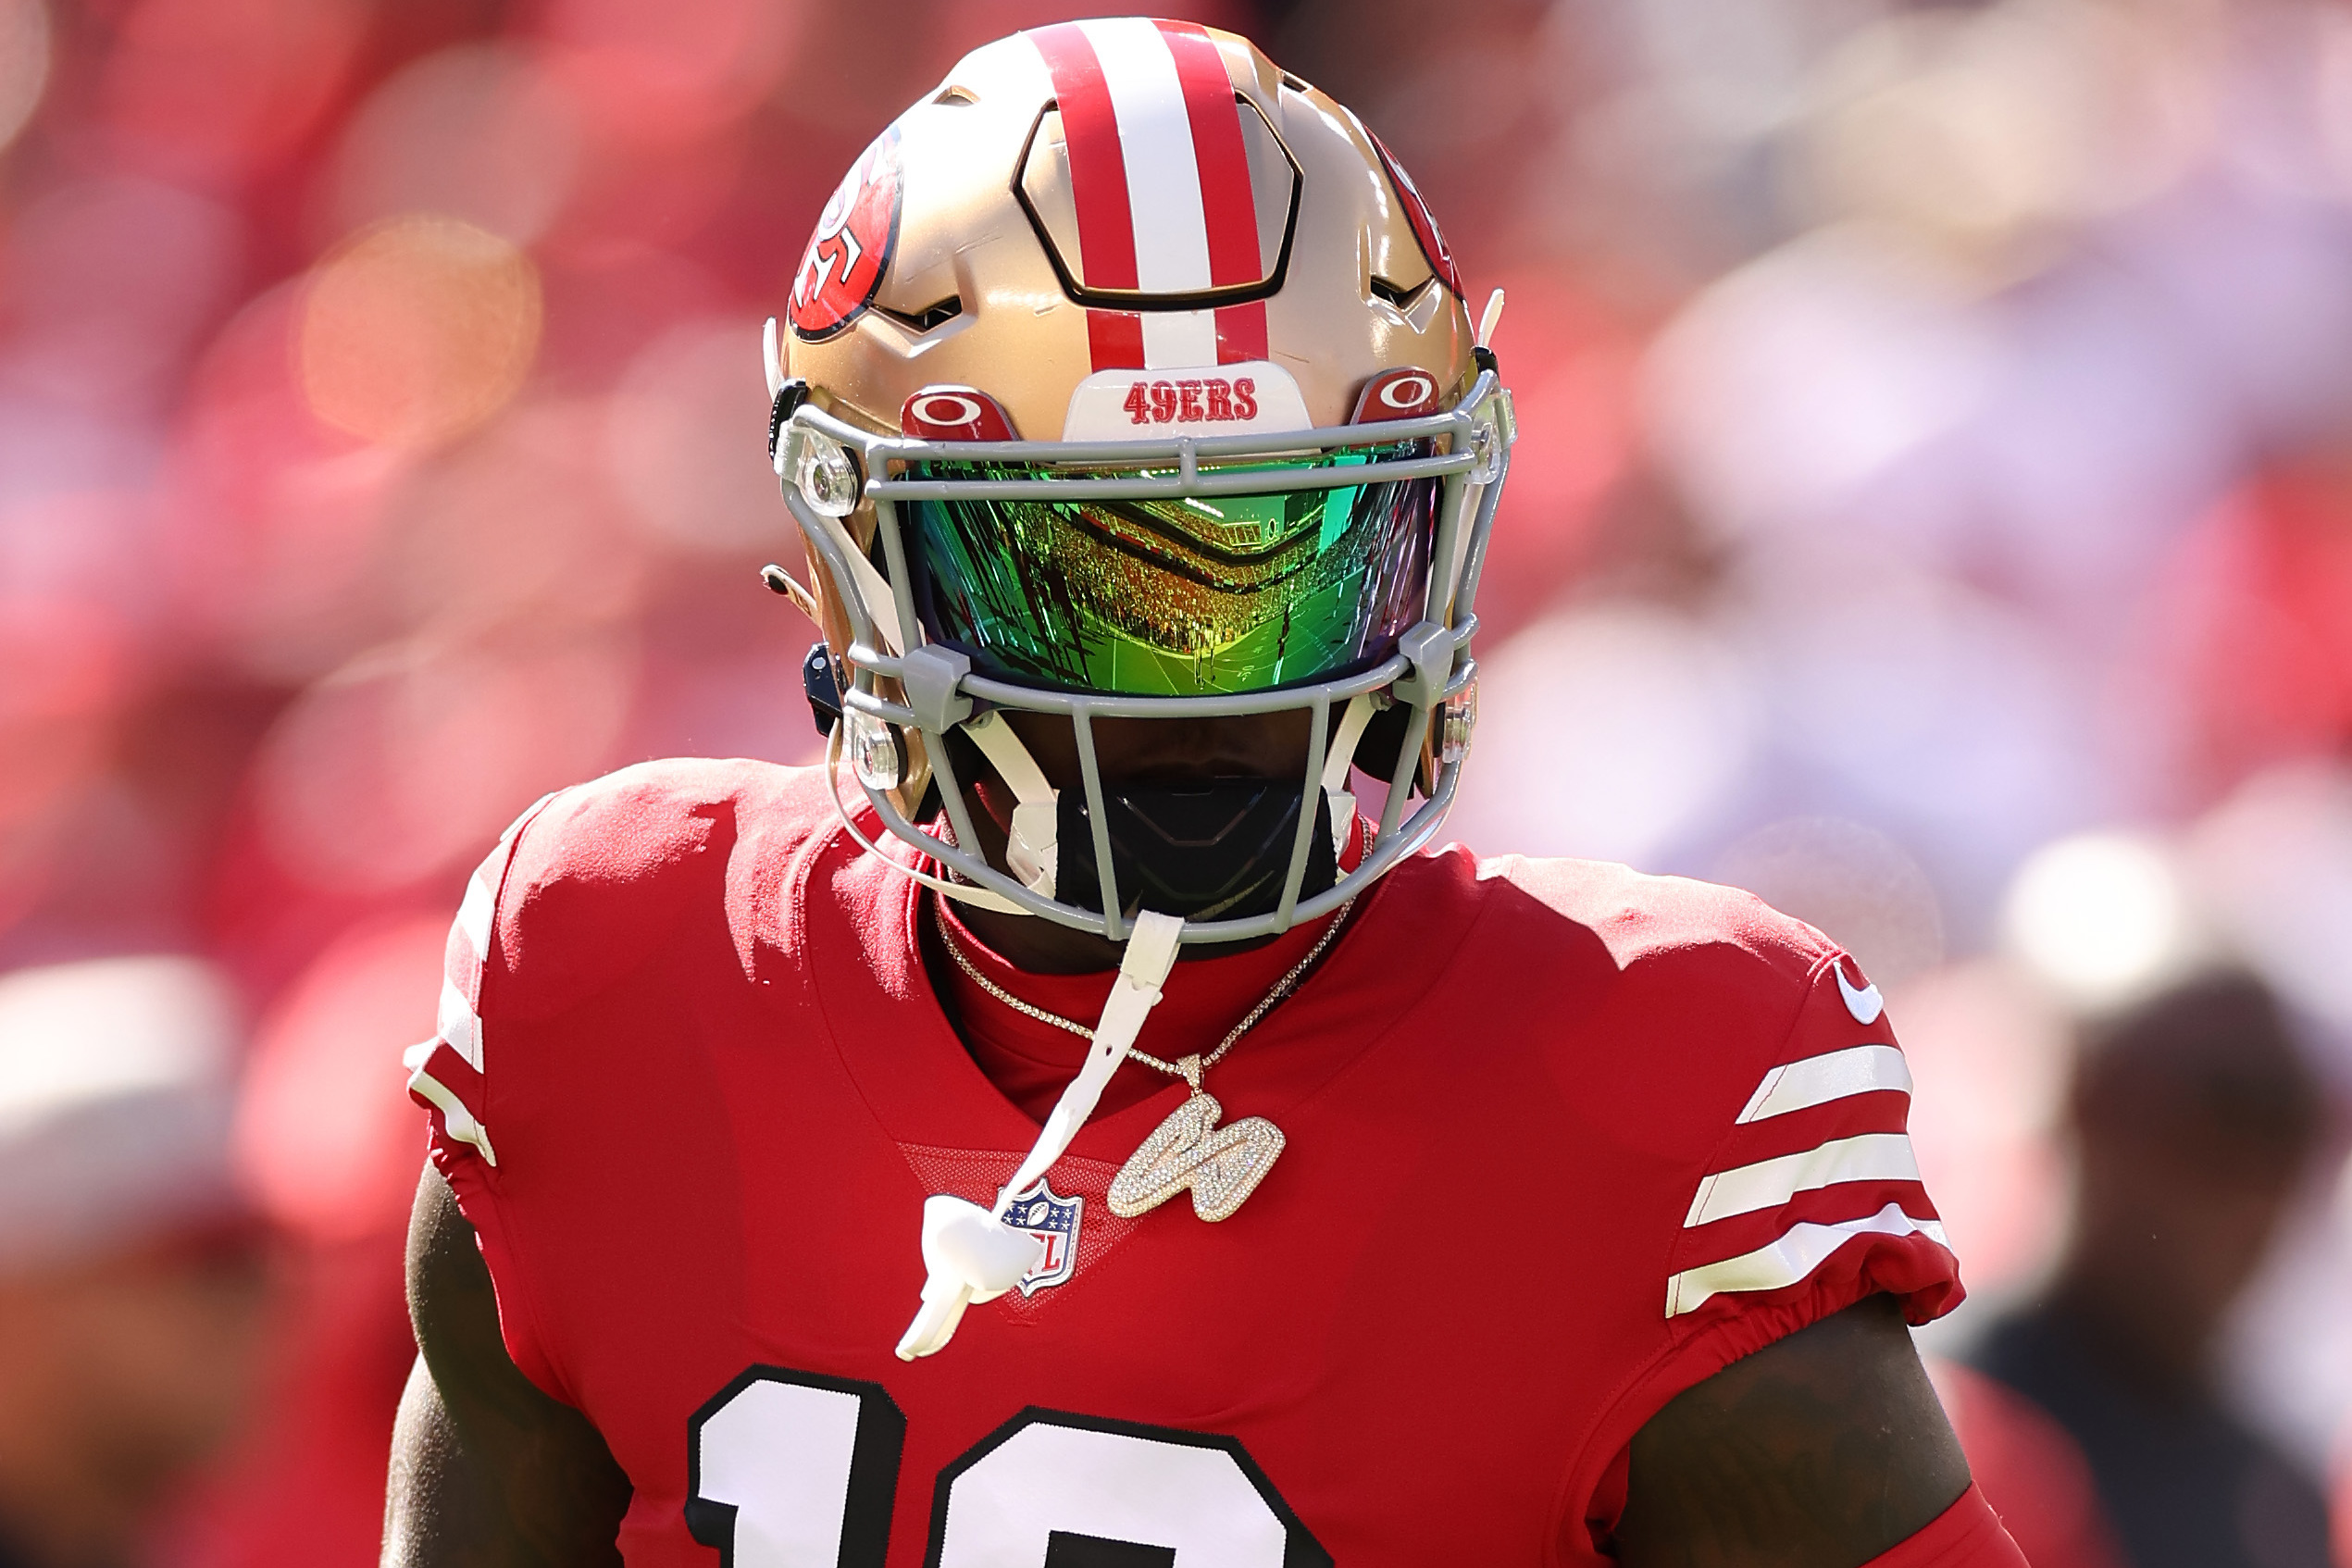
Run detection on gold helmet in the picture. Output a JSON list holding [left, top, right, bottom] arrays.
[[764, 17, 1514, 945]]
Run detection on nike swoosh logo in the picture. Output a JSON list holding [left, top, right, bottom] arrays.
[[1836, 962, 1884, 1026]]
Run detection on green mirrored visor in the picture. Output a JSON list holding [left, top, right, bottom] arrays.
[[905, 444, 1440, 696]]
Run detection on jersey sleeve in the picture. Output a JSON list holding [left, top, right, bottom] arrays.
[[404, 790, 569, 1398], [400, 759, 773, 1406], [1574, 945, 1965, 1548], [1661, 951, 1960, 1338]]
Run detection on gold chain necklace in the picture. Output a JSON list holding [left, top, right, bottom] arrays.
[[930, 895, 1354, 1221]]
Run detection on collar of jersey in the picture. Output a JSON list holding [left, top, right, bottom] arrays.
[[935, 891, 1343, 1123], [932, 820, 1367, 1078], [805, 805, 1415, 1163]]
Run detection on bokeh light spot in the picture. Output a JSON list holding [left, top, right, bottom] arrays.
[[1711, 816, 1947, 988], [298, 216, 543, 451], [253, 633, 637, 894], [233, 915, 446, 1243], [539, 0, 798, 143], [328, 44, 585, 247], [2002, 830, 2191, 1004], [0, 0, 49, 154], [606, 317, 779, 554], [1448, 603, 1760, 867], [100, 0, 367, 182]]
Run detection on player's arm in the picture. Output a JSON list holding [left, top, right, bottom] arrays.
[[1617, 1293, 2013, 1567], [383, 1166, 631, 1567]]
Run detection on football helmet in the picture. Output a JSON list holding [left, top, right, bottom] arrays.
[[765, 18, 1514, 945]]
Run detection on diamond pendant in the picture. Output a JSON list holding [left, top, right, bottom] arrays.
[[1108, 1056, 1285, 1222]]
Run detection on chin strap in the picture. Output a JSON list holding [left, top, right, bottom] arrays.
[[830, 688, 1378, 940], [824, 725, 1029, 915], [896, 909, 1184, 1361], [960, 711, 1060, 896], [955, 694, 1377, 904], [1322, 692, 1375, 841]]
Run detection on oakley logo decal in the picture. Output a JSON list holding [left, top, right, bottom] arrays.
[[1350, 367, 1443, 423], [902, 388, 1019, 442]]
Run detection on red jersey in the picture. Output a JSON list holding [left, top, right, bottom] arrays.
[[407, 757, 1962, 1566]]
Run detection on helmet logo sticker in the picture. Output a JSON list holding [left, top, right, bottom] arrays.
[[789, 125, 902, 342], [1064, 360, 1312, 441], [1122, 374, 1257, 426], [902, 387, 1019, 442], [1350, 367, 1441, 422], [1364, 128, 1463, 299]]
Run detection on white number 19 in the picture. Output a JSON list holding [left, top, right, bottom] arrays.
[[685, 1364, 1329, 1567]]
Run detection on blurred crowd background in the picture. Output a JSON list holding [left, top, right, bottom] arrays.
[[0, 0, 2348, 1562]]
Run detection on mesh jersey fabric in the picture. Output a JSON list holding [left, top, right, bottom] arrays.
[[407, 756, 1964, 1565]]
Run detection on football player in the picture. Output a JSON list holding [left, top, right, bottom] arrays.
[[388, 21, 2028, 1567]]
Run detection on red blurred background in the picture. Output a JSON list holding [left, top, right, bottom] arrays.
[[1, 0, 2349, 1562]]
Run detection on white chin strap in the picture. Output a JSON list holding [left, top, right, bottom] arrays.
[[897, 909, 1184, 1361], [823, 691, 1374, 924], [1321, 690, 1375, 826], [953, 694, 1376, 908], [961, 711, 1061, 897]]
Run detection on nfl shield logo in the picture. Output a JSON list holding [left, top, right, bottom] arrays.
[[1005, 1179, 1081, 1296]]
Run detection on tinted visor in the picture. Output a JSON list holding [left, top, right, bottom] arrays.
[[906, 444, 1439, 696]]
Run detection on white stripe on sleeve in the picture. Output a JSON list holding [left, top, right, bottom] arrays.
[[1736, 1044, 1910, 1124], [405, 1050, 498, 1167], [455, 869, 497, 961], [1666, 1202, 1948, 1317], [438, 976, 483, 1071], [1684, 1132, 1921, 1227]]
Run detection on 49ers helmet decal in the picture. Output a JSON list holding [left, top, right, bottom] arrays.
[[789, 126, 902, 342], [1364, 127, 1462, 301], [768, 18, 1516, 946]]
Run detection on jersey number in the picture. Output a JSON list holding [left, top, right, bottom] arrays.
[[686, 1365, 1331, 1567]]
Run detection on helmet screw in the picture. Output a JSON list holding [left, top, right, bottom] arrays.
[[794, 433, 864, 517], [1438, 678, 1477, 766]]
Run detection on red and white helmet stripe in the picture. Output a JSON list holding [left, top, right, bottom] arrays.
[[1028, 19, 1270, 372]]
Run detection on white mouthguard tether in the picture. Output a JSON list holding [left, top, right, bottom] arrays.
[[895, 909, 1184, 1361]]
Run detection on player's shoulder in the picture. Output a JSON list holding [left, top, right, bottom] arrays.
[[504, 754, 832, 879], [1441, 850, 1951, 1338], [1425, 846, 1895, 1151], [1462, 847, 1840, 1011], [472, 756, 839, 1017]]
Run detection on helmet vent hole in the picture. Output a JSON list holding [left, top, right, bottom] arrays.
[[1369, 276, 1428, 309], [1279, 71, 1313, 94], [877, 296, 964, 332], [933, 86, 979, 106]]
